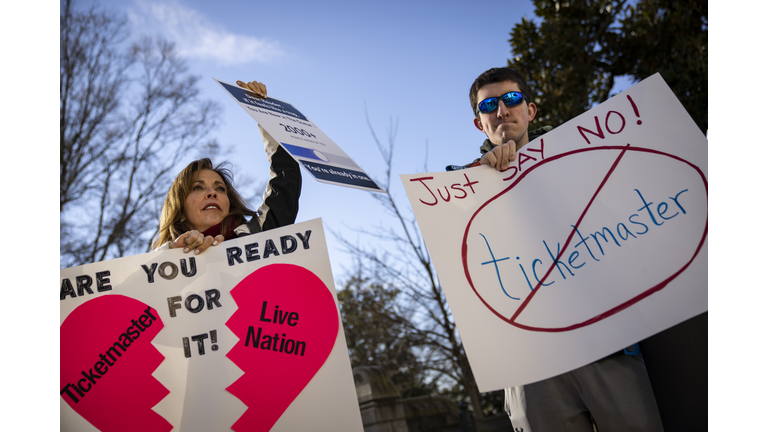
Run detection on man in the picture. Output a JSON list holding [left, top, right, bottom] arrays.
[[451, 67, 664, 432], [448, 67, 551, 172]]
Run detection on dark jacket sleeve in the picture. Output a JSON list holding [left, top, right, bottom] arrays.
[[247, 124, 302, 233]]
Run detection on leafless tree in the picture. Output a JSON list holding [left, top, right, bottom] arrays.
[[333, 109, 491, 416], [60, 0, 221, 267]]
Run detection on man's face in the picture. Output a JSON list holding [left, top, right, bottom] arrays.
[[473, 81, 537, 149]]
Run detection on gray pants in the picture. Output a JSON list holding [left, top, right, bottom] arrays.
[[505, 355, 664, 432]]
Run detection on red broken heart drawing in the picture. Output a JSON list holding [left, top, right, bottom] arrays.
[[226, 263, 339, 431], [60, 295, 171, 432], [462, 145, 708, 332]]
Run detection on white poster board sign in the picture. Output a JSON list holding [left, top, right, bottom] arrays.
[[400, 74, 707, 392], [60, 219, 363, 432], [214, 78, 384, 193]]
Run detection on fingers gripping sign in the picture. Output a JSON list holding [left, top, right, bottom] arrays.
[[171, 231, 203, 254], [171, 231, 225, 255], [481, 131, 518, 172], [196, 234, 225, 254], [236, 80, 267, 99]]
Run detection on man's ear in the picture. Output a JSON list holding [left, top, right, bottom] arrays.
[[527, 102, 537, 121], [473, 117, 485, 133]]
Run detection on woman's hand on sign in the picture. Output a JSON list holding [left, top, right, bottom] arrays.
[[237, 80, 267, 99], [170, 230, 225, 255]]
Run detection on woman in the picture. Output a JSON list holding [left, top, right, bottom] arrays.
[[152, 80, 301, 254]]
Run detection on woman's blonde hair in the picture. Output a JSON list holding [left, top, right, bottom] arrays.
[[152, 158, 257, 249]]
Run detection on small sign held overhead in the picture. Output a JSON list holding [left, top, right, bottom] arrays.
[[215, 78, 384, 193]]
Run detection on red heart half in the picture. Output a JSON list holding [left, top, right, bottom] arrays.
[[60, 295, 171, 431], [225, 263, 339, 431]]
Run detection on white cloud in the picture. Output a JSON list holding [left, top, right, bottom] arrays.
[[127, 0, 286, 66]]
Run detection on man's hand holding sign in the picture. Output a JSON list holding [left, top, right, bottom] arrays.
[[480, 132, 517, 171]]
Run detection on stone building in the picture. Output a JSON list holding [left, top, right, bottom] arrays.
[[352, 366, 515, 432]]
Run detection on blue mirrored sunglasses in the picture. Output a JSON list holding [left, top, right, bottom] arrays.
[[476, 91, 527, 115]]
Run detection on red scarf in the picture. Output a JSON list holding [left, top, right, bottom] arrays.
[[202, 217, 240, 241]]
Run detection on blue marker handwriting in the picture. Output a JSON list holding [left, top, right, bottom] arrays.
[[478, 187, 690, 301]]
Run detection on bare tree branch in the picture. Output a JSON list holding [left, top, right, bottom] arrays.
[[60, 1, 222, 267], [333, 109, 488, 415]]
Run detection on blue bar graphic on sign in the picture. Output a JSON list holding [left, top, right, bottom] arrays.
[[220, 82, 308, 121], [300, 160, 380, 190], [282, 143, 324, 161], [282, 143, 356, 167]]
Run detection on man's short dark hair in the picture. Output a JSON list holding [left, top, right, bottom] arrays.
[[469, 67, 532, 116]]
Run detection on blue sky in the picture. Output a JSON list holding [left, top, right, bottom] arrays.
[[68, 0, 641, 280]]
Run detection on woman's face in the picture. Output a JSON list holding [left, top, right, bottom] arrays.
[[183, 169, 231, 232]]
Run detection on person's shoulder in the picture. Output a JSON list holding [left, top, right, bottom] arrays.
[[528, 125, 553, 141], [235, 219, 261, 237]]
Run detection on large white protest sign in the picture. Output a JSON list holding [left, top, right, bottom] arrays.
[[214, 78, 384, 193], [60, 219, 363, 432], [400, 74, 707, 392]]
